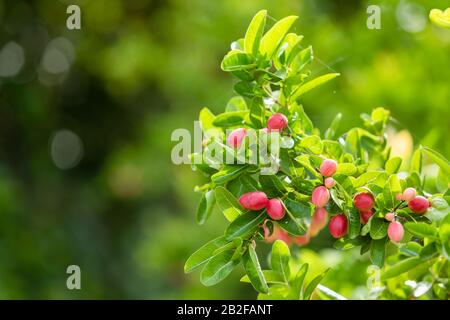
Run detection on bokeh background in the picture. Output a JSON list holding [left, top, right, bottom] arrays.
[[0, 0, 448, 299]]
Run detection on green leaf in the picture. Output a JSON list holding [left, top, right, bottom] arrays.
[[404, 222, 438, 239], [290, 103, 314, 134], [215, 186, 244, 222], [260, 15, 298, 59], [385, 157, 402, 175], [334, 236, 368, 250], [294, 154, 322, 179], [226, 96, 248, 112], [284, 33, 304, 65], [336, 163, 357, 176], [410, 148, 422, 173], [271, 240, 291, 282], [436, 168, 449, 193], [400, 242, 422, 257], [425, 196, 450, 222], [383, 174, 402, 209], [370, 238, 387, 267], [421, 146, 450, 176], [244, 10, 267, 56], [381, 257, 424, 281], [290, 73, 340, 101], [419, 242, 439, 260], [278, 197, 312, 235], [290, 46, 313, 72], [300, 135, 323, 154], [303, 269, 329, 300], [348, 208, 361, 239], [196, 190, 216, 225], [290, 263, 308, 299], [212, 111, 248, 127], [184, 236, 229, 273], [211, 165, 248, 185], [225, 211, 266, 240], [241, 270, 285, 284], [242, 244, 268, 293], [200, 249, 240, 286], [249, 98, 265, 128], [324, 113, 342, 140], [370, 218, 389, 240], [259, 174, 286, 198], [353, 171, 383, 188], [199, 107, 221, 137], [439, 213, 450, 260], [221, 50, 255, 72]]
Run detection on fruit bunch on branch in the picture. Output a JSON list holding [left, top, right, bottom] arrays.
[[183, 10, 450, 299]]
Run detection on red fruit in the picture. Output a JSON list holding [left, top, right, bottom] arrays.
[[354, 192, 375, 211], [359, 210, 373, 224], [310, 207, 328, 236], [408, 196, 430, 214], [402, 188, 417, 202], [324, 177, 336, 189], [293, 232, 310, 246], [226, 128, 247, 148], [266, 199, 286, 220], [312, 186, 330, 208], [329, 214, 348, 238], [388, 221, 404, 243], [385, 212, 395, 222], [267, 113, 288, 131], [320, 159, 338, 177], [239, 191, 269, 210]]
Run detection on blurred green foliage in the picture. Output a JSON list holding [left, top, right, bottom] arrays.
[[0, 0, 448, 298]]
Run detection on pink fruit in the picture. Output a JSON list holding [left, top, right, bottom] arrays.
[[310, 207, 328, 236], [396, 193, 403, 201], [239, 191, 269, 210], [324, 177, 336, 189], [388, 221, 404, 243], [385, 212, 395, 222], [408, 196, 430, 214], [402, 188, 417, 202], [329, 214, 348, 238], [312, 186, 330, 208], [266, 199, 286, 220], [320, 159, 338, 177], [293, 232, 310, 246], [267, 113, 288, 130], [359, 210, 373, 224], [226, 128, 247, 148], [354, 192, 375, 211]]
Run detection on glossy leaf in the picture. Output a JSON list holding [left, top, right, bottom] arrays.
[[260, 15, 298, 58], [290, 73, 340, 101], [225, 211, 266, 240], [184, 236, 229, 273], [215, 186, 244, 222], [196, 189, 216, 225], [200, 249, 240, 286], [244, 10, 267, 56], [242, 244, 268, 293], [271, 240, 291, 282]]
